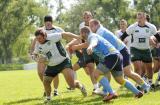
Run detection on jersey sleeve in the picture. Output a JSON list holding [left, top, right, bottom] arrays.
[[47, 33, 62, 42], [88, 35, 98, 46], [150, 24, 157, 35], [126, 24, 135, 35]]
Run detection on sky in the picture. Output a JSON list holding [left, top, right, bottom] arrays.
[[49, 0, 77, 19]]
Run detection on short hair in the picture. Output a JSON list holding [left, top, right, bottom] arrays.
[[83, 11, 93, 17], [120, 19, 127, 25], [80, 26, 91, 34], [137, 12, 146, 18], [44, 15, 53, 22], [89, 19, 100, 25], [35, 28, 46, 37], [146, 14, 150, 22]]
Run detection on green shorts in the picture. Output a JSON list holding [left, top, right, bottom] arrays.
[[151, 48, 159, 60], [130, 47, 152, 63], [44, 58, 72, 77]]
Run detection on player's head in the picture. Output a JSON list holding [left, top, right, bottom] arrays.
[[137, 12, 146, 24], [89, 19, 100, 33], [83, 11, 93, 26], [119, 19, 127, 30], [35, 28, 47, 44], [44, 15, 53, 29], [80, 26, 91, 40]]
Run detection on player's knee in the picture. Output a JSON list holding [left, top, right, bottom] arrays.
[[43, 76, 52, 85]]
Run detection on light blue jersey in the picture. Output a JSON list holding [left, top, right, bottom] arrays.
[[87, 33, 119, 62], [96, 25, 126, 51]]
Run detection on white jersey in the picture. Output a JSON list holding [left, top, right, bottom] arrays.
[[79, 22, 85, 30], [126, 22, 157, 49], [116, 30, 131, 51], [34, 33, 68, 66], [44, 26, 64, 34]]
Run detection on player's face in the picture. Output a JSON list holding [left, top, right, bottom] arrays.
[[45, 21, 52, 29], [137, 14, 145, 24], [36, 35, 46, 44], [83, 14, 92, 25], [80, 32, 87, 40], [89, 22, 97, 33], [120, 21, 127, 29]]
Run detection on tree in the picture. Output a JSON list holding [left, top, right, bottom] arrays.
[[134, 0, 160, 28], [58, 0, 133, 33], [0, 0, 49, 64]]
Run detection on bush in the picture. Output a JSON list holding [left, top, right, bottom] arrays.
[[0, 64, 23, 71]]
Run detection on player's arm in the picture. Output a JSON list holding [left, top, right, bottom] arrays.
[[29, 38, 36, 54], [87, 36, 98, 55], [71, 42, 89, 51], [61, 32, 81, 41], [154, 32, 160, 42]]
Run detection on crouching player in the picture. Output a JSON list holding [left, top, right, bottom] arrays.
[[33, 29, 87, 103], [78, 26, 143, 101]]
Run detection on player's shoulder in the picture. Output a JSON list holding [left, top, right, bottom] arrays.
[[128, 22, 138, 28], [79, 22, 85, 29], [145, 22, 156, 29], [53, 26, 64, 32]]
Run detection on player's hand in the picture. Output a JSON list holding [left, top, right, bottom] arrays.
[[87, 46, 93, 55], [31, 54, 38, 61], [150, 36, 158, 47], [38, 54, 48, 63]]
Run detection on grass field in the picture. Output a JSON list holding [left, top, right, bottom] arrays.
[[0, 69, 160, 105]]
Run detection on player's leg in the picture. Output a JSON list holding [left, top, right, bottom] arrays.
[[85, 62, 98, 90], [37, 62, 46, 82], [43, 76, 53, 103], [130, 47, 143, 76], [53, 75, 59, 96], [62, 68, 87, 96], [124, 65, 150, 92], [142, 49, 153, 87]]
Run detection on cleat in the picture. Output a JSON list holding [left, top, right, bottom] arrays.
[[53, 90, 59, 96], [150, 84, 155, 91], [80, 85, 87, 97], [135, 91, 143, 98], [92, 88, 106, 96], [103, 93, 118, 102], [66, 87, 75, 91], [143, 84, 150, 93], [44, 98, 51, 104], [136, 85, 141, 91]]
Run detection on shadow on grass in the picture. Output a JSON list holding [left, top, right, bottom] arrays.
[[3, 97, 42, 105]]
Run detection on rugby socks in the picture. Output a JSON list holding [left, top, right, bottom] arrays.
[[123, 79, 140, 94], [98, 76, 114, 94], [93, 83, 99, 90], [141, 82, 150, 90]]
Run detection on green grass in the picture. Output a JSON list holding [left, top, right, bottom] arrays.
[[0, 69, 160, 105]]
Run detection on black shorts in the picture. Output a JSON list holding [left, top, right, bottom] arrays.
[[44, 58, 72, 77], [120, 47, 131, 67], [76, 49, 94, 68]]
